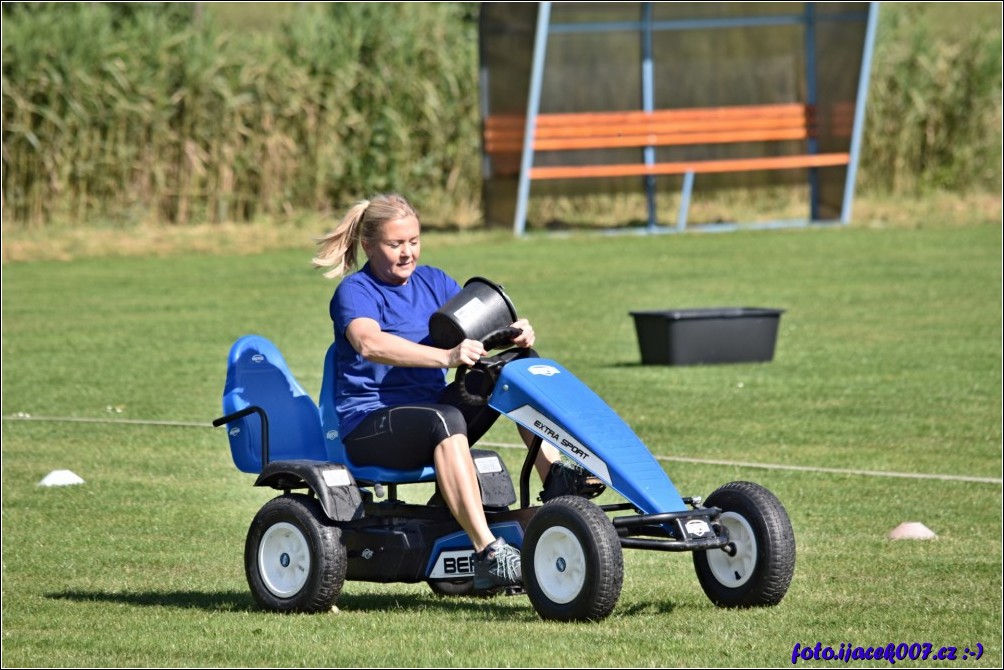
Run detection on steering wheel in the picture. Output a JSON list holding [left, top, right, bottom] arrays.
[[455, 326, 523, 406]]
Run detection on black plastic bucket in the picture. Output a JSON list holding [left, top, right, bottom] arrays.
[[429, 277, 518, 348]]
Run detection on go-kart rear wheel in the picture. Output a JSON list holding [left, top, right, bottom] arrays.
[[245, 494, 346, 613], [693, 481, 795, 608], [523, 496, 623, 621]]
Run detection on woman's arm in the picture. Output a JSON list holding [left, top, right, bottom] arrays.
[[346, 317, 486, 368]]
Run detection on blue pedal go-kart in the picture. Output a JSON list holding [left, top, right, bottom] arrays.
[[213, 279, 795, 622]]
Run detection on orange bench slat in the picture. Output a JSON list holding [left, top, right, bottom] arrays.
[[528, 153, 851, 180], [482, 104, 843, 181], [485, 103, 810, 130], [488, 127, 812, 153]]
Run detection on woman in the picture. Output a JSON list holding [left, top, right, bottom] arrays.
[[313, 193, 599, 590]]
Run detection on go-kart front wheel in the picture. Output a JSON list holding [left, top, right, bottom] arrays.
[[523, 496, 623, 622], [245, 494, 346, 613], [693, 481, 795, 608]]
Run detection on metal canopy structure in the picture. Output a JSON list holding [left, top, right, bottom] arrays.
[[479, 2, 879, 235]]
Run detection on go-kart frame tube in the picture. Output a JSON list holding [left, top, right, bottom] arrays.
[[607, 504, 730, 552], [214, 405, 271, 466], [518, 435, 729, 553]]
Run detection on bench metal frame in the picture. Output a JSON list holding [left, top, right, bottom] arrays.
[[488, 2, 879, 235]]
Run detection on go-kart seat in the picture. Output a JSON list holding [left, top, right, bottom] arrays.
[[319, 342, 437, 487], [221, 335, 328, 474]]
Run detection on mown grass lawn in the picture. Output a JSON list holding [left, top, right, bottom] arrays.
[[2, 221, 1000, 667]]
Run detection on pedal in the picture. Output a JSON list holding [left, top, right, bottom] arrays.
[[576, 477, 606, 499], [563, 472, 606, 500], [539, 462, 608, 503]]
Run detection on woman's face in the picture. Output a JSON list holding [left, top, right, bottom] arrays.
[[363, 214, 421, 285]]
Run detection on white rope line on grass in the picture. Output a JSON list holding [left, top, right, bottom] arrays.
[[478, 441, 1004, 485], [3, 414, 211, 428], [5, 415, 1000, 485], [654, 454, 1003, 485]]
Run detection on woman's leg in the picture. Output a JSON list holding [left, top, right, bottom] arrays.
[[440, 346, 560, 482], [343, 405, 498, 553], [433, 434, 496, 553], [518, 424, 561, 479]]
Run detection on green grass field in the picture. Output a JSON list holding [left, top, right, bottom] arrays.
[[2, 221, 1001, 667]]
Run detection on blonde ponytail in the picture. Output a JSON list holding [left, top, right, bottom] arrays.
[[312, 200, 370, 279], [312, 193, 420, 280]]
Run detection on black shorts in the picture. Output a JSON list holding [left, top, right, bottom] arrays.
[[343, 349, 534, 471]]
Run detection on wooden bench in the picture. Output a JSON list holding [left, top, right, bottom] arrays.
[[483, 103, 851, 230]]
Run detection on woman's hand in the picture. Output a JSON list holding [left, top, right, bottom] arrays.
[[511, 318, 535, 349], [449, 338, 487, 368], [445, 320, 533, 368]]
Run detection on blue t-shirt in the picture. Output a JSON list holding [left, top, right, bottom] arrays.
[[330, 263, 462, 437]]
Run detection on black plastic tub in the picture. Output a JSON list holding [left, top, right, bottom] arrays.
[[629, 308, 785, 366]]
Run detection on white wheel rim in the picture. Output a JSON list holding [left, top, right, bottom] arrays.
[[707, 511, 757, 588], [259, 522, 311, 598], [533, 526, 587, 604]]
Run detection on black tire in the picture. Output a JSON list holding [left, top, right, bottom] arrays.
[[245, 494, 347, 613], [693, 481, 795, 608], [523, 496, 623, 621]]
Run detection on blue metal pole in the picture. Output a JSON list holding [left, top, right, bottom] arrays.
[[677, 171, 694, 231], [641, 2, 658, 232], [804, 3, 820, 222], [478, 61, 491, 180], [842, 2, 880, 224], [513, 2, 552, 236]]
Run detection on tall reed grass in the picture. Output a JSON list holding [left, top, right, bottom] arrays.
[[1, 3, 999, 229], [2, 3, 480, 227], [860, 3, 1002, 194]]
